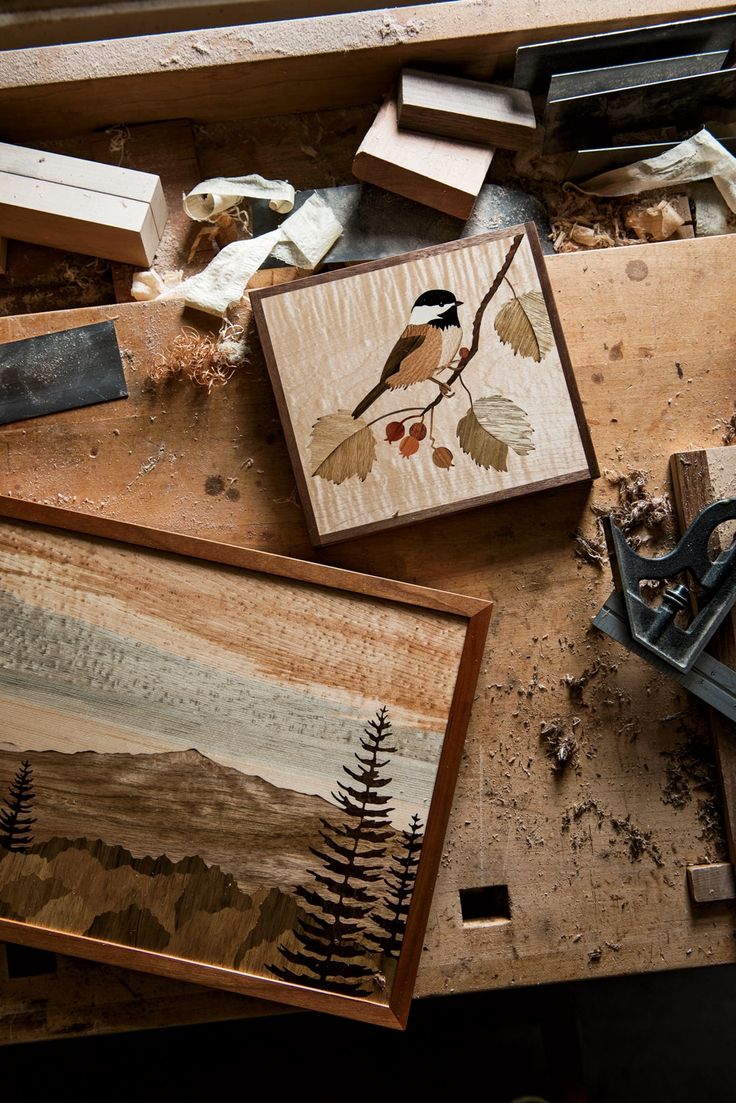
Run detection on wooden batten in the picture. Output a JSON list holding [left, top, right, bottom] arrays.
[[0, 1, 727, 138]]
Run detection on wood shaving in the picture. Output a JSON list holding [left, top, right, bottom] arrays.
[[563, 661, 602, 704], [105, 124, 131, 165], [540, 717, 577, 772], [572, 529, 606, 568], [721, 410, 736, 445], [147, 321, 248, 391], [623, 198, 687, 242]]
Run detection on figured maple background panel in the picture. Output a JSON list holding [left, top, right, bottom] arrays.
[[0, 520, 479, 1025], [253, 229, 594, 544]]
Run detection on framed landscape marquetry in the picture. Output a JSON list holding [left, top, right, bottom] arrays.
[[0, 509, 491, 1028], [251, 224, 598, 546]]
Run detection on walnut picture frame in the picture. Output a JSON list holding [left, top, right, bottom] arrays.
[[251, 223, 598, 546], [0, 504, 491, 1028]]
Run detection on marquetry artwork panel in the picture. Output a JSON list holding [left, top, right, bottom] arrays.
[[0, 517, 490, 1027], [251, 225, 597, 545]]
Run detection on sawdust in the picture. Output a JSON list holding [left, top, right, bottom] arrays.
[[610, 814, 663, 866], [697, 794, 726, 852], [572, 469, 673, 580], [660, 724, 717, 811], [562, 797, 664, 867], [148, 321, 248, 391]]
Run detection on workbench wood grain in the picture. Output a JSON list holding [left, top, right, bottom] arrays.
[[2, 234, 735, 1021]]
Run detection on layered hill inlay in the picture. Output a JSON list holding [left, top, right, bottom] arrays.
[[0, 744, 335, 894], [0, 713, 422, 999]]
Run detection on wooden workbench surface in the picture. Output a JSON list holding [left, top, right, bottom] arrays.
[[1, 113, 734, 1041]]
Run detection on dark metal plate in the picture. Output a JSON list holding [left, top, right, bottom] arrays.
[[0, 320, 128, 427], [513, 11, 736, 95], [544, 63, 736, 154], [251, 182, 553, 264]]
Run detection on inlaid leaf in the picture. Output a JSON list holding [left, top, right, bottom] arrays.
[[457, 396, 535, 472], [473, 395, 535, 456], [494, 291, 554, 362], [310, 410, 377, 484]]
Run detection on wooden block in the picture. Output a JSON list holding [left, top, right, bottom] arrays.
[[398, 69, 536, 151], [0, 237, 6, 275], [687, 862, 736, 903], [0, 141, 167, 266], [352, 97, 494, 220]]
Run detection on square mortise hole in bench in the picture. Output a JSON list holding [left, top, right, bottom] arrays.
[[460, 884, 511, 926]]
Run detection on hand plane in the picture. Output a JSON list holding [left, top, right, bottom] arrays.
[[593, 498, 736, 721]]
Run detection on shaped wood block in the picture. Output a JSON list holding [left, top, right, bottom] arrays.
[[352, 97, 494, 220], [251, 224, 597, 546], [398, 69, 537, 151], [0, 141, 167, 265]]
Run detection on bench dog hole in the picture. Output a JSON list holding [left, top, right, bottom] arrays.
[[459, 884, 511, 926]]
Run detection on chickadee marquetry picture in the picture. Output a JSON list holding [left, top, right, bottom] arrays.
[[251, 224, 598, 545]]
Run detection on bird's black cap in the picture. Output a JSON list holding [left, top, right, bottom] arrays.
[[413, 289, 463, 307]]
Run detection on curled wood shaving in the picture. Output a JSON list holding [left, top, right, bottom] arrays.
[[572, 529, 606, 569], [148, 321, 248, 391], [623, 198, 685, 242], [540, 717, 577, 772]]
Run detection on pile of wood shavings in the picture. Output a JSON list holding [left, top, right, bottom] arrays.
[[573, 469, 673, 569], [148, 321, 248, 391], [547, 185, 689, 253], [594, 469, 672, 548]]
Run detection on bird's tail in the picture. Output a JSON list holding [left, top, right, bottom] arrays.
[[352, 381, 388, 420]]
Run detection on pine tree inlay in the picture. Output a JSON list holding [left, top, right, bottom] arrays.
[[0, 760, 37, 853], [368, 812, 424, 958], [270, 706, 397, 995]]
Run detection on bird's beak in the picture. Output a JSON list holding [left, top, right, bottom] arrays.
[[456, 300, 464, 306]]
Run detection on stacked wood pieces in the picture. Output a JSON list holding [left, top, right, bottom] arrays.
[[398, 68, 537, 150], [352, 97, 494, 220], [0, 142, 167, 265]]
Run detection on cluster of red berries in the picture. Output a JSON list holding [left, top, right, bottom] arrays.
[[385, 420, 453, 468]]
